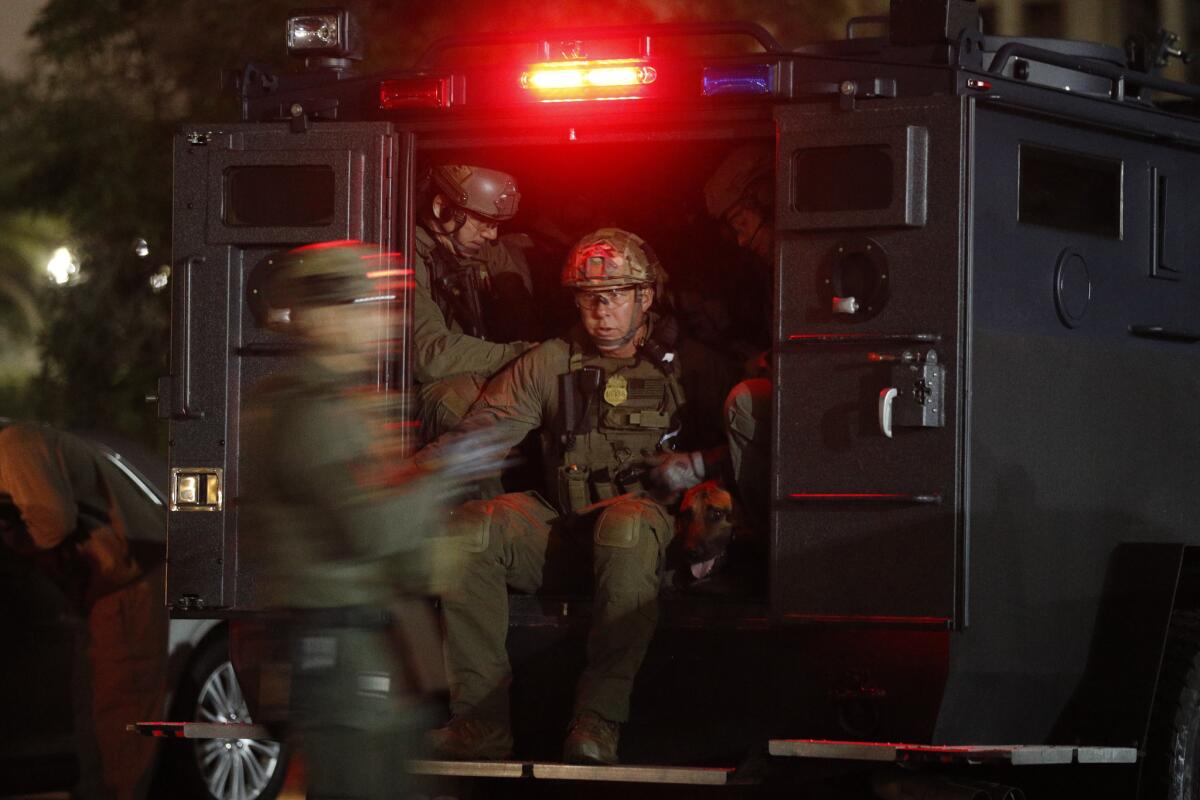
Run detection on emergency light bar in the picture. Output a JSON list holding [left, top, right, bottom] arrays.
[[521, 59, 657, 102]]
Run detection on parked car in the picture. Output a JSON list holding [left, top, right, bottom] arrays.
[[0, 424, 286, 800]]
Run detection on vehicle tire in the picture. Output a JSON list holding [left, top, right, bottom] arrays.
[[169, 629, 289, 800], [1144, 611, 1200, 800]]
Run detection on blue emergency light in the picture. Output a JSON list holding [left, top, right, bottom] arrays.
[[702, 64, 773, 96]]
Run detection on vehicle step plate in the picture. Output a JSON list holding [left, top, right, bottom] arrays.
[[532, 763, 731, 784], [410, 759, 733, 784], [768, 739, 1137, 765], [130, 721, 274, 740], [409, 759, 526, 779]]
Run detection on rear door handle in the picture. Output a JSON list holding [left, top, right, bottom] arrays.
[[879, 387, 897, 439]]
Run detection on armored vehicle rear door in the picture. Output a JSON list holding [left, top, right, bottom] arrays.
[[166, 122, 410, 613], [771, 97, 966, 626]]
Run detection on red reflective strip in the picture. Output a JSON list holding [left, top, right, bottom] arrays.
[[781, 613, 951, 625], [790, 492, 911, 499], [789, 333, 878, 341]]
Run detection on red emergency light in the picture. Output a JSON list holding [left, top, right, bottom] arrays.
[[379, 77, 451, 109], [520, 59, 657, 102]]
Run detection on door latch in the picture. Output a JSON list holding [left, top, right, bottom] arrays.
[[876, 349, 945, 438]]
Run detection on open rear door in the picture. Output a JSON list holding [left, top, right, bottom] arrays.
[[165, 121, 412, 613], [770, 97, 967, 627]]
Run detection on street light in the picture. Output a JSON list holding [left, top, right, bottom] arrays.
[[46, 247, 79, 285]]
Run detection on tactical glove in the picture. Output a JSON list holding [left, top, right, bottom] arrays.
[[647, 450, 707, 494]]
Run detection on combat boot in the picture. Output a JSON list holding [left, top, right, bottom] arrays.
[[563, 711, 620, 764], [427, 716, 513, 760]]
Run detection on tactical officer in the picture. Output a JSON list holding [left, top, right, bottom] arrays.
[[421, 228, 731, 765], [704, 144, 774, 266], [703, 144, 775, 526], [414, 164, 538, 441], [671, 143, 774, 367], [0, 423, 166, 800], [239, 242, 505, 799]]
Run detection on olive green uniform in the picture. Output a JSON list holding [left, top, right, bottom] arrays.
[[240, 362, 446, 799], [412, 226, 533, 439], [420, 321, 730, 725]]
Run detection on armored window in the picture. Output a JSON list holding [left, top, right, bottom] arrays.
[[223, 165, 337, 227], [792, 145, 894, 213], [1018, 145, 1122, 239]]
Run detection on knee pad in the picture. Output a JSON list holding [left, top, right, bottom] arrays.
[[594, 498, 670, 553], [593, 502, 645, 549], [447, 500, 493, 554], [724, 378, 770, 437]]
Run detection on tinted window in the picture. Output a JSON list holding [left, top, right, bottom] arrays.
[[1019, 145, 1122, 239], [224, 165, 336, 227], [793, 145, 893, 213]]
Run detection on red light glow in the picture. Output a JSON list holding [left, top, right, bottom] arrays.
[[364, 269, 413, 279], [293, 239, 360, 252]]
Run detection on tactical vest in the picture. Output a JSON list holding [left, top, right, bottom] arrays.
[[546, 338, 686, 513], [416, 227, 489, 339]]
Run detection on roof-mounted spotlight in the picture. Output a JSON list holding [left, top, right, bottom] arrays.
[[286, 8, 363, 69]]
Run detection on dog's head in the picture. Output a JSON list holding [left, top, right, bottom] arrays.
[[677, 481, 734, 580]]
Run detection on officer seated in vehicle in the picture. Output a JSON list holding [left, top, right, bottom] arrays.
[[703, 144, 774, 529], [418, 228, 734, 765], [413, 164, 540, 442]]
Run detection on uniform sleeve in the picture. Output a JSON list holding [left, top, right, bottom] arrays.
[[0, 426, 77, 550], [273, 396, 435, 569], [411, 248, 530, 383], [416, 340, 560, 468]]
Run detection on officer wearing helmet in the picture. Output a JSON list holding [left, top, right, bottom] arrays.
[[419, 228, 731, 765], [413, 164, 538, 441], [702, 144, 775, 527], [704, 143, 774, 265], [671, 143, 773, 371], [239, 241, 507, 799]]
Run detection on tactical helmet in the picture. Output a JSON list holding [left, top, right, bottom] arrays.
[[562, 228, 662, 289], [266, 240, 384, 311], [430, 164, 521, 221], [704, 144, 772, 219]]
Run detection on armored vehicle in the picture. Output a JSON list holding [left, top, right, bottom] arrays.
[[158, 0, 1200, 795]]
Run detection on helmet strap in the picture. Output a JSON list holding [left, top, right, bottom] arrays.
[[428, 202, 477, 258]]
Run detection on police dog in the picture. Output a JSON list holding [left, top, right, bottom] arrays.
[[674, 480, 734, 583]]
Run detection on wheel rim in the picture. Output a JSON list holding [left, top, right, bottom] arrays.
[[194, 660, 281, 800]]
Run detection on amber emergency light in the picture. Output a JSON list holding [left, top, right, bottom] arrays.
[[521, 59, 657, 102]]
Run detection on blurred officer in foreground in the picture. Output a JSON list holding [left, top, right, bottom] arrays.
[[239, 241, 507, 799], [421, 228, 732, 765], [702, 144, 775, 527], [0, 423, 166, 800], [414, 164, 539, 441]]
